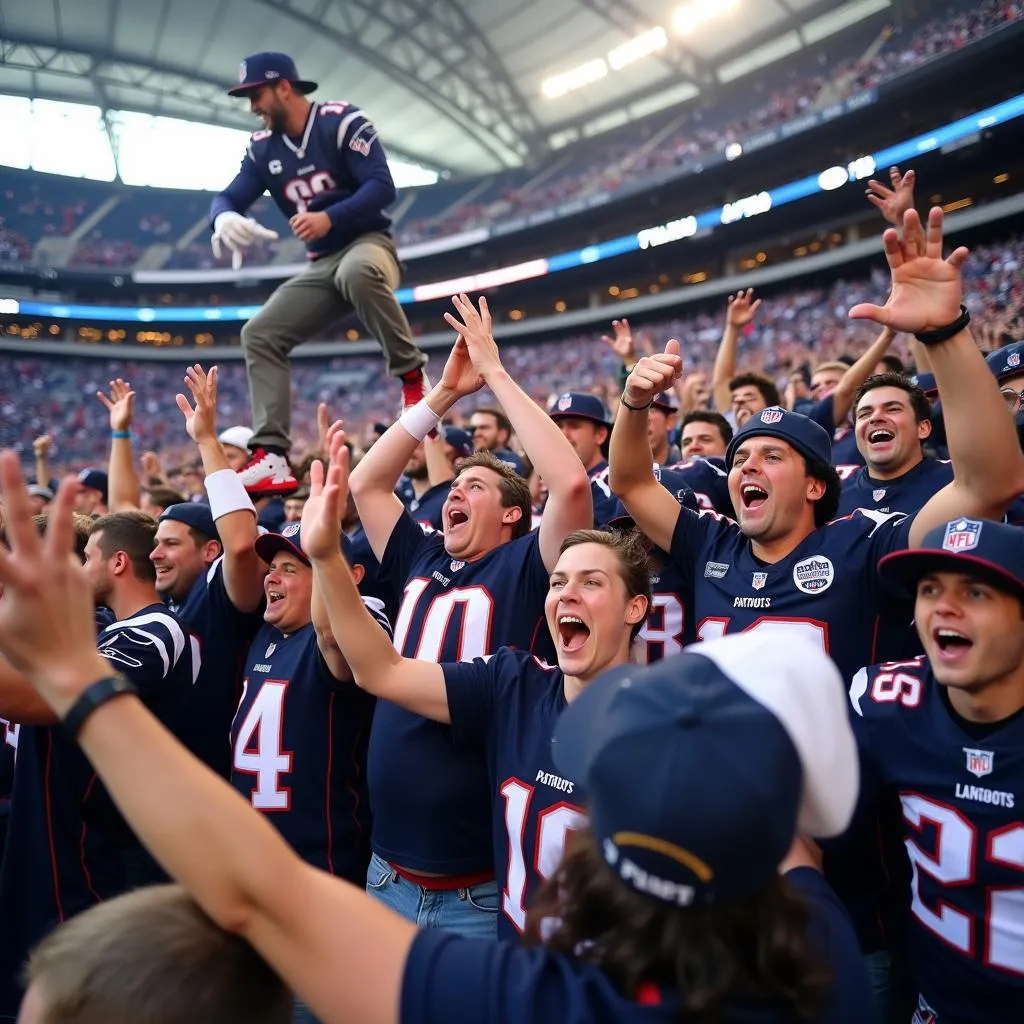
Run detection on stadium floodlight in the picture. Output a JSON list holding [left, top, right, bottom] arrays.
[[608, 27, 669, 71], [541, 59, 610, 99], [673, 0, 739, 36]]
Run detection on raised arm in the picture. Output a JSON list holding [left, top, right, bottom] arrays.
[[176, 365, 264, 613], [306, 437, 451, 723], [32, 434, 52, 490], [98, 379, 143, 512], [445, 294, 592, 571], [711, 289, 762, 414], [0, 456, 412, 1024], [608, 339, 687, 553], [828, 326, 897, 427], [349, 335, 483, 563], [848, 207, 1024, 546]]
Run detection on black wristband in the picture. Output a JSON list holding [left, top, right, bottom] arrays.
[[61, 674, 138, 740], [914, 305, 971, 346], [620, 395, 653, 412]]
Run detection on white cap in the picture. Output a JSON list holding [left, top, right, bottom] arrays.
[[218, 425, 255, 451]]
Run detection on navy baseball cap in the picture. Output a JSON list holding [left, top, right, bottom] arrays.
[[548, 392, 612, 427], [553, 631, 858, 907], [159, 503, 220, 542], [986, 341, 1024, 384], [651, 391, 678, 413], [77, 468, 109, 502], [228, 53, 318, 97], [879, 518, 1024, 601], [493, 448, 525, 476], [255, 521, 357, 567], [443, 426, 474, 459], [726, 406, 832, 469], [909, 371, 938, 398], [607, 467, 698, 529]]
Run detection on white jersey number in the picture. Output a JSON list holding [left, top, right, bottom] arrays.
[[901, 792, 1024, 976], [696, 615, 828, 652], [233, 680, 293, 811], [500, 778, 586, 933], [392, 579, 495, 663], [635, 593, 685, 663]]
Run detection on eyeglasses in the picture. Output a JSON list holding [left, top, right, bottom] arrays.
[[1000, 386, 1024, 411]]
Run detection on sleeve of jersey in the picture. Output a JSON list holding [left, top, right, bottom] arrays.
[[667, 505, 719, 579], [379, 509, 439, 586], [322, 110, 397, 231], [97, 613, 190, 698], [805, 395, 837, 432], [857, 509, 915, 600], [783, 868, 875, 1023], [400, 929, 605, 1024], [443, 650, 517, 747], [209, 147, 266, 228]]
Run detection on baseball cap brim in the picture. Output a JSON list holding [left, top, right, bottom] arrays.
[[549, 411, 612, 428], [227, 78, 318, 96], [255, 532, 308, 566], [879, 549, 1024, 601]]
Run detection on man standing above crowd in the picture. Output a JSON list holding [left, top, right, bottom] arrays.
[[208, 52, 429, 497]]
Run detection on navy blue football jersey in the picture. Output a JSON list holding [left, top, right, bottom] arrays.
[[587, 461, 620, 527], [837, 458, 953, 519], [444, 649, 586, 940], [665, 456, 733, 517], [850, 656, 1024, 1023], [0, 605, 196, 1016], [404, 481, 450, 533], [634, 551, 695, 663], [230, 605, 388, 884], [669, 506, 916, 683], [400, 867, 873, 1024], [367, 511, 554, 876], [165, 557, 264, 777], [210, 100, 395, 259]]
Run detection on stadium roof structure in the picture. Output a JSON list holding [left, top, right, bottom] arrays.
[[0, 0, 893, 175]]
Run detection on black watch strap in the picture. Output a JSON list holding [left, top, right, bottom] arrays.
[[914, 305, 971, 346], [620, 395, 653, 412], [61, 674, 138, 740]]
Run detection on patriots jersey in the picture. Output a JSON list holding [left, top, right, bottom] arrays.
[[587, 461, 620, 527], [400, 868, 873, 1024], [444, 649, 586, 940], [634, 552, 695, 663], [165, 557, 264, 777], [210, 100, 395, 259], [850, 657, 1024, 1024], [670, 506, 916, 682], [404, 481, 450, 533], [0, 605, 196, 1016], [665, 456, 733, 517], [367, 511, 553, 875], [231, 607, 387, 883], [837, 458, 953, 518]]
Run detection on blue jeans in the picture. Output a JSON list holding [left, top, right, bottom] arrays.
[[365, 851, 499, 939]]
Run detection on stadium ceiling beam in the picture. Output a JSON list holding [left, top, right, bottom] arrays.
[[711, 0, 844, 66], [250, 0, 547, 169], [0, 32, 446, 172], [571, 0, 717, 87]]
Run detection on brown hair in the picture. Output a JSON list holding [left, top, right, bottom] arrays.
[[559, 528, 652, 639], [526, 829, 832, 1024], [470, 405, 512, 443], [89, 510, 158, 583], [728, 373, 781, 407], [854, 372, 932, 425], [454, 451, 532, 540], [24, 884, 291, 1024], [0, 514, 92, 564], [142, 486, 187, 511]]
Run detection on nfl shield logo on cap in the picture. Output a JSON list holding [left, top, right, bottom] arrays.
[[238, 60, 247, 81], [557, 393, 572, 412], [282, 521, 301, 538], [964, 747, 994, 778], [1010, 352, 1021, 368], [942, 518, 982, 552], [760, 407, 784, 425]]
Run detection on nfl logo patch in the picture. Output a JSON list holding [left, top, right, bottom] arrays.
[[751, 572, 768, 590], [873, 489, 886, 502], [942, 517, 982, 552], [238, 60, 247, 82], [282, 521, 301, 538], [557, 393, 573, 412], [760, 407, 784, 425], [1009, 352, 1021, 368], [963, 746, 994, 778], [265, 642, 276, 658], [450, 560, 465, 572]]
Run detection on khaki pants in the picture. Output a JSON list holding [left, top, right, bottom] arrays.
[[241, 231, 426, 451]]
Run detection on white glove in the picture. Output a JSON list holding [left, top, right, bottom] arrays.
[[211, 212, 280, 270]]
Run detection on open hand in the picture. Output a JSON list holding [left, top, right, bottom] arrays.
[[443, 294, 503, 379], [439, 335, 486, 400], [97, 379, 135, 433], [849, 207, 967, 334], [301, 431, 349, 562], [600, 319, 635, 364], [622, 340, 683, 408], [726, 289, 762, 328], [174, 365, 219, 444], [865, 166, 916, 227]]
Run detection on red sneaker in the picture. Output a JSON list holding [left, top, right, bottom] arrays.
[[400, 367, 430, 412], [237, 449, 298, 497]]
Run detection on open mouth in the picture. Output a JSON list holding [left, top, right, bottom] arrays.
[[267, 590, 285, 606], [558, 614, 591, 653], [740, 483, 769, 509], [447, 508, 469, 529], [933, 627, 972, 655], [868, 428, 895, 444]]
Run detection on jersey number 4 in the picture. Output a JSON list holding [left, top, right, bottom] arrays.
[[500, 778, 586, 933], [902, 792, 1024, 975], [233, 680, 292, 811]]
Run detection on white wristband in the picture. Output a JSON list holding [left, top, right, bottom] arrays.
[[205, 468, 256, 520], [399, 399, 441, 442]]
